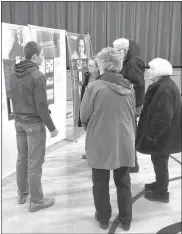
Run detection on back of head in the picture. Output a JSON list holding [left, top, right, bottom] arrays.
[[113, 38, 129, 53], [24, 41, 42, 60], [128, 40, 140, 57], [97, 47, 123, 73], [148, 58, 173, 76]]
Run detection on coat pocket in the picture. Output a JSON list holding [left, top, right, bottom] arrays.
[[140, 136, 156, 152]]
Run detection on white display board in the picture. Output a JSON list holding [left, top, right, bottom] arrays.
[[2, 23, 31, 62], [2, 23, 31, 178], [29, 25, 67, 146]]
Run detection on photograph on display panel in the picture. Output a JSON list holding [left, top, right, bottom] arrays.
[[8, 28, 24, 61], [67, 33, 92, 60], [2, 23, 31, 64], [36, 30, 60, 59], [66, 32, 92, 128], [2, 23, 31, 120], [29, 25, 64, 105], [29, 25, 61, 73], [45, 58, 54, 105]]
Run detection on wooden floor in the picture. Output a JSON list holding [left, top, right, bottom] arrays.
[[2, 134, 181, 233]]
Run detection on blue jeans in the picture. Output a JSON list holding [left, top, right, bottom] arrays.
[[15, 122, 46, 203]]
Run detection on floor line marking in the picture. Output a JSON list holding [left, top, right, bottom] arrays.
[[108, 175, 182, 234], [170, 154, 182, 165], [109, 154, 181, 234]]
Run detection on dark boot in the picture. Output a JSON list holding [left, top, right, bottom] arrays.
[[120, 221, 131, 231], [95, 211, 109, 230], [145, 182, 157, 191], [144, 190, 169, 203]]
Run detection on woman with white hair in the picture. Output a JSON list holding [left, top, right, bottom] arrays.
[[136, 58, 181, 203], [80, 47, 136, 231]]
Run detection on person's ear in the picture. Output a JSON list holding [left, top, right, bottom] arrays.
[[32, 54, 37, 61]]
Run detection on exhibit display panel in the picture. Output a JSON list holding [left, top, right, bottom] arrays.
[[2, 23, 67, 177], [66, 32, 92, 133]]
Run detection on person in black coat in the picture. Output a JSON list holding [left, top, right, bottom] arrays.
[[136, 58, 181, 203], [78, 56, 100, 159], [113, 38, 145, 173], [9, 29, 24, 63]]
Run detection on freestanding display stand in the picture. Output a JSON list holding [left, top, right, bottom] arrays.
[[66, 32, 93, 141]]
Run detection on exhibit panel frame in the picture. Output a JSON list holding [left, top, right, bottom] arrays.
[[66, 32, 92, 139], [1, 23, 32, 178], [2, 23, 31, 120]]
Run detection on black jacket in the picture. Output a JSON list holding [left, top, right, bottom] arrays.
[[10, 60, 55, 132], [78, 72, 101, 127], [78, 72, 90, 127], [121, 40, 145, 107], [136, 76, 181, 155], [80, 72, 90, 101]]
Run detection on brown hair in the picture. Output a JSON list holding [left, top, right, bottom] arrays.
[[24, 41, 42, 60]]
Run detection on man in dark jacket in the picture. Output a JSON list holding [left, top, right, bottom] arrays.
[[10, 41, 58, 212], [136, 58, 181, 203], [113, 38, 145, 173]]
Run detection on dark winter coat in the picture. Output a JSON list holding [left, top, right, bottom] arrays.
[[121, 40, 145, 107], [10, 60, 55, 132], [136, 76, 181, 155]]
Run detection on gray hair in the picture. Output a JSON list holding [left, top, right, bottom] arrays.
[[149, 58, 173, 76], [113, 38, 129, 53], [97, 47, 123, 73]]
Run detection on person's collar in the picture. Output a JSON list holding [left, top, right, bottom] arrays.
[[151, 75, 170, 87], [90, 71, 100, 78], [155, 75, 170, 84]]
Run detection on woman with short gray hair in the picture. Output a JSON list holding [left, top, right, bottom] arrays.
[[80, 47, 136, 231], [96, 47, 123, 72]]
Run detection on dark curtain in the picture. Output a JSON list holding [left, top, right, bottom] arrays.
[[1, 1, 181, 66]]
